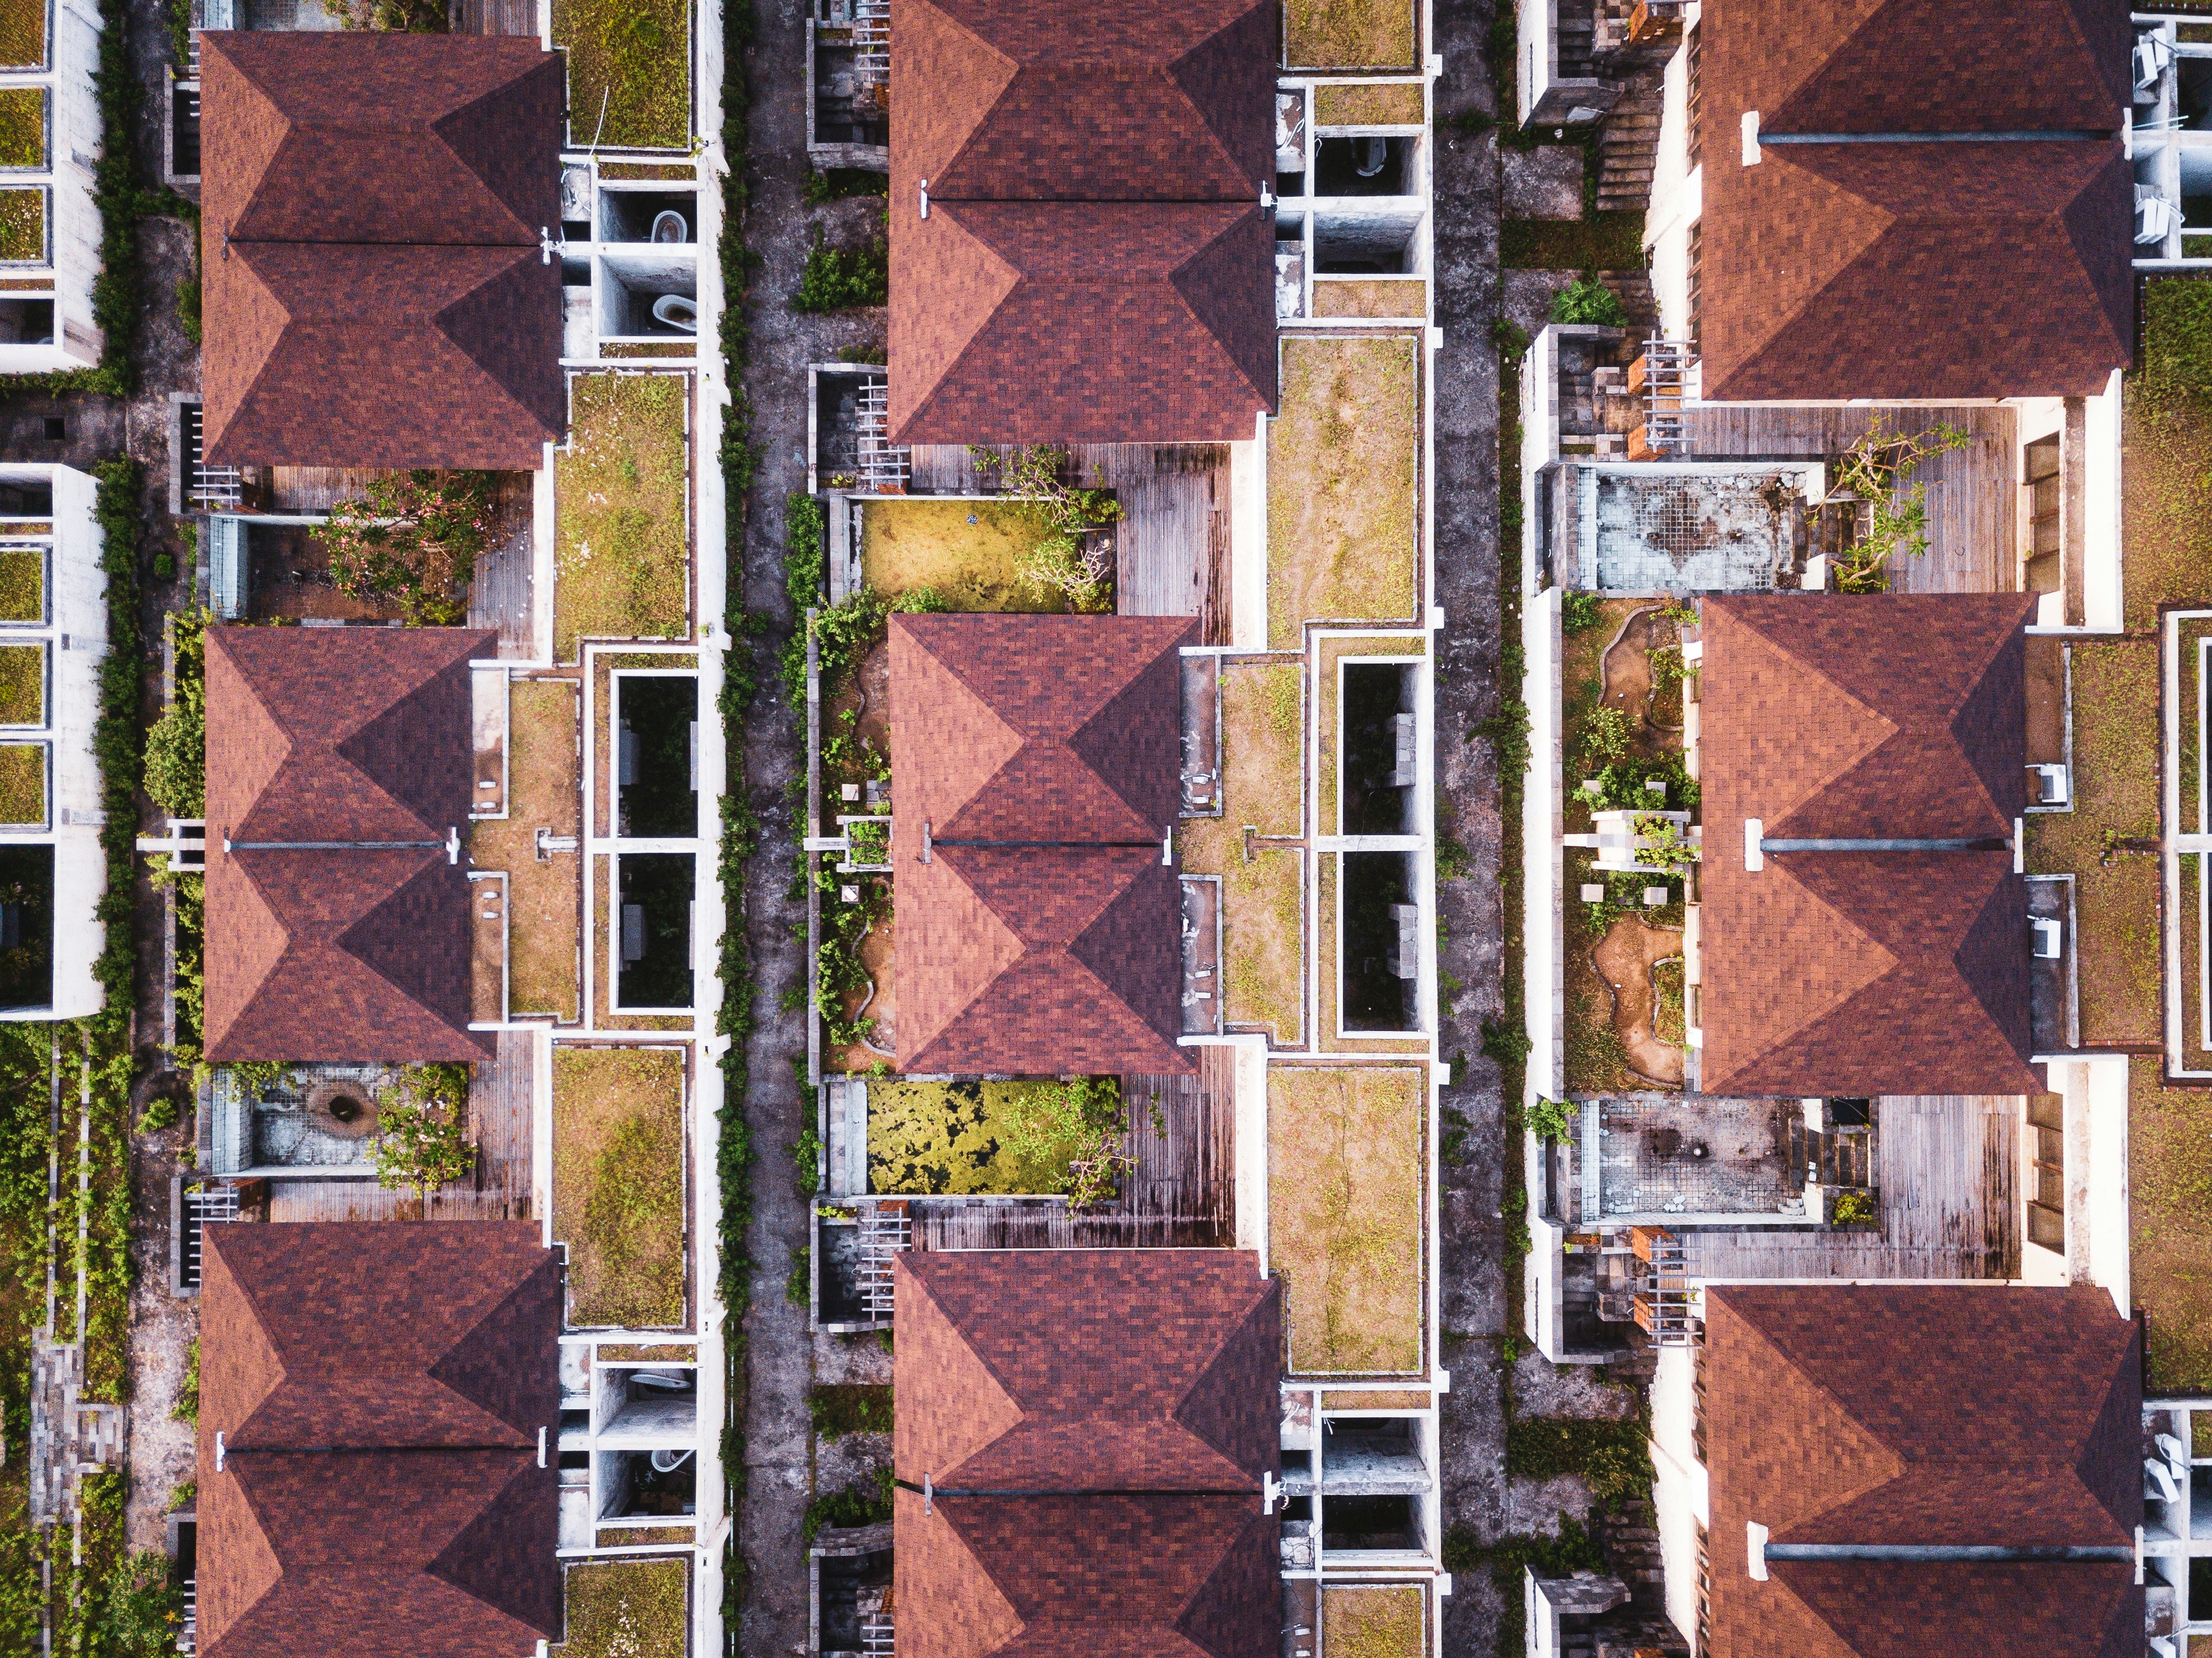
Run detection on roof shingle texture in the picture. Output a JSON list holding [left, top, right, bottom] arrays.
[[204, 625, 496, 1063], [1695, 0, 2132, 401], [1697, 594, 2037, 1096], [196, 1223, 561, 1658], [893, 1250, 1280, 1658], [887, 0, 1276, 444], [889, 613, 1197, 1074], [200, 32, 564, 468], [1701, 1284, 2142, 1658]]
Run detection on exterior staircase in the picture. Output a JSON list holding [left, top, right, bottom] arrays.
[[856, 1199, 910, 1323], [1596, 78, 1663, 213]]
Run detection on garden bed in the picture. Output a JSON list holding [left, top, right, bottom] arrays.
[[1323, 1586, 1425, 1658], [0, 186, 41, 262], [2132, 1066, 2212, 1390], [1286, 0, 1416, 69], [0, 642, 39, 724], [1268, 335, 1420, 647], [865, 1078, 1115, 1196], [0, 88, 43, 169], [1312, 83, 1425, 125], [559, 1558, 689, 1658], [858, 499, 1068, 612], [555, 374, 690, 662], [2124, 280, 2212, 630], [1179, 820, 1302, 1043], [0, 743, 41, 824], [0, 547, 37, 622], [470, 678, 583, 1022], [552, 1045, 687, 1328], [0, 0, 44, 68], [552, 0, 691, 150], [1266, 1066, 1425, 1374]]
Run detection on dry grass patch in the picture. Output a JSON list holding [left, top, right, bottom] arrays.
[[0, 743, 39, 824], [2132, 1066, 2212, 1390], [0, 547, 39, 621], [1324, 1587, 1425, 1658], [1268, 1065, 1425, 1373], [0, 642, 39, 724], [553, 1045, 687, 1328], [859, 499, 1067, 612], [0, 0, 44, 67], [559, 1558, 688, 1658], [551, 0, 691, 149], [1286, 0, 1416, 69], [1268, 336, 1419, 647], [1221, 659, 1302, 837], [1313, 83, 1425, 125], [1313, 279, 1425, 319], [472, 679, 582, 1021], [556, 374, 690, 661], [1181, 817, 1302, 1043]]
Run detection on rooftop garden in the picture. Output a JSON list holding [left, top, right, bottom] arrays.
[[0, 187, 41, 263], [553, 1045, 687, 1328], [1177, 658, 1304, 1044], [0, 642, 40, 725], [866, 1077, 1133, 1203], [0, 87, 44, 169], [558, 1558, 688, 1658], [1323, 1586, 1425, 1658], [1267, 1065, 1425, 1374], [470, 678, 583, 1022], [556, 373, 690, 662], [0, 546, 41, 621], [1268, 335, 1420, 647], [1286, 0, 1416, 71], [1559, 595, 1695, 1093], [1312, 83, 1424, 126], [552, 0, 691, 150], [1313, 280, 1426, 320], [0, 743, 41, 824], [2132, 1065, 2212, 1390], [859, 499, 1073, 613], [0, 0, 44, 69]]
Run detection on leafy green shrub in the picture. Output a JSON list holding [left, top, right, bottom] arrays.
[[171, 1336, 198, 1424], [1831, 1189, 1878, 1226], [313, 470, 494, 625], [804, 1469, 893, 1542], [1560, 590, 1605, 634], [138, 1094, 178, 1133], [374, 1068, 474, 1198], [106, 1549, 182, 1657], [1577, 704, 1632, 768], [782, 581, 947, 706], [795, 244, 888, 312], [809, 1383, 893, 1437], [1528, 1096, 1574, 1144], [790, 1126, 821, 1194], [1490, 314, 1530, 365], [785, 492, 826, 607], [1550, 272, 1627, 327], [785, 1243, 811, 1306], [804, 168, 890, 204], [1506, 1416, 1654, 1510], [1574, 751, 1698, 814]]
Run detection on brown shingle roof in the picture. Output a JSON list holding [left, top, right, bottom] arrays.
[[893, 0, 1277, 202], [197, 1223, 561, 1658], [893, 1250, 1279, 1658], [204, 626, 495, 1063], [1696, 595, 2036, 1095], [1701, 1284, 2142, 1658], [893, 1250, 1280, 1491], [200, 31, 563, 468], [890, 613, 1196, 1074], [1694, 0, 2132, 401]]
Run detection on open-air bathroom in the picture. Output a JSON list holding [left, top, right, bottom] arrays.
[[1341, 662, 1417, 835], [204, 1063, 413, 1175], [1342, 850, 1419, 1032], [598, 252, 700, 339], [1553, 462, 1825, 591], [615, 672, 699, 838], [615, 851, 695, 1010]]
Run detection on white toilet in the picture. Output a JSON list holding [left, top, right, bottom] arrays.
[[651, 293, 698, 334]]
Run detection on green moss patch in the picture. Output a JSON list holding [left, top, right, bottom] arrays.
[[1286, 0, 1415, 69], [555, 373, 690, 661], [552, 1046, 687, 1328], [0, 0, 44, 69], [808, 1382, 893, 1437], [558, 1558, 688, 1658], [866, 1078, 1112, 1195], [0, 87, 43, 169], [0, 643, 40, 724], [553, 0, 691, 150], [0, 743, 39, 824], [0, 548, 39, 622], [858, 499, 1068, 612], [0, 187, 41, 262], [1267, 1066, 1425, 1373]]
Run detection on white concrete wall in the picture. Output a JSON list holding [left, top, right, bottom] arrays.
[[1523, 584, 1562, 1105], [1644, 26, 1699, 340], [1517, 0, 1550, 127], [2084, 1055, 2132, 1319], [2084, 371, 2123, 631], [1230, 423, 1266, 649], [1649, 1344, 1706, 1647]]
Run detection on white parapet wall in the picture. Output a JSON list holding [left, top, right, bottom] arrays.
[[1643, 25, 1699, 340], [1523, 583, 1564, 1105], [1648, 1342, 1705, 1648]]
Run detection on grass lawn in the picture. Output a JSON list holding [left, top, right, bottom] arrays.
[[1314, 279, 1426, 319], [2131, 1065, 2212, 1390], [1180, 819, 1302, 1043], [1268, 1065, 1425, 1373], [559, 1558, 688, 1658], [1286, 0, 1415, 69], [0, 0, 42, 66], [1222, 659, 1302, 836], [1269, 336, 1419, 647], [1500, 214, 1645, 272], [1324, 1587, 1425, 1658], [0, 744, 41, 824], [865, 1078, 1103, 1195], [2124, 281, 2212, 629], [1313, 83, 1425, 126], [0, 186, 40, 262], [0, 643, 39, 724], [858, 499, 1067, 612], [0, 548, 39, 621], [556, 374, 690, 662], [471, 678, 581, 1021], [553, 1045, 687, 1328], [552, 0, 690, 150], [2025, 639, 2160, 1047], [0, 88, 42, 168]]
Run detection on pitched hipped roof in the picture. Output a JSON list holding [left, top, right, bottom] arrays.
[[200, 32, 563, 468], [893, 1250, 1280, 1658], [890, 613, 1195, 1074], [204, 626, 495, 1063], [1701, 1284, 2142, 1658], [1694, 0, 2132, 401], [197, 1224, 561, 1658], [1696, 594, 2037, 1096]]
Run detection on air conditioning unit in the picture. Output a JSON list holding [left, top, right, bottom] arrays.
[[2032, 917, 2063, 961]]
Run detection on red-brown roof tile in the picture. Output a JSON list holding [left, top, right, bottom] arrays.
[[196, 1223, 561, 1658], [204, 626, 496, 1063], [893, 1250, 1279, 1491], [1696, 595, 2036, 1095], [1701, 1284, 2142, 1658], [199, 31, 564, 467], [889, 614, 1196, 1074]]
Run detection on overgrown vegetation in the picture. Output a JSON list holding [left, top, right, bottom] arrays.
[[1549, 272, 1626, 326], [143, 608, 206, 817], [554, 1046, 688, 1328], [371, 1063, 474, 1199], [1507, 1415, 1655, 1511], [1443, 1514, 1609, 1657], [560, 1558, 689, 1658], [965, 446, 1122, 611], [552, 0, 691, 149], [1828, 418, 1972, 593], [780, 582, 945, 707], [808, 1383, 893, 1438], [803, 1468, 892, 1543], [0, 87, 43, 169], [555, 373, 690, 660], [795, 241, 888, 312], [866, 1077, 1137, 1201], [312, 471, 494, 626]]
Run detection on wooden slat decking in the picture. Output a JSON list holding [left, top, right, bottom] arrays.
[[1683, 1094, 2017, 1280], [267, 1031, 538, 1222], [453, 0, 538, 32], [1678, 404, 2017, 594], [468, 521, 535, 656]]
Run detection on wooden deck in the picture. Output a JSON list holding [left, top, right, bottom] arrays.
[[1679, 404, 2017, 594], [468, 518, 536, 656], [453, 0, 538, 31], [904, 443, 1232, 642], [1684, 1095, 2017, 1280], [267, 1031, 538, 1222]]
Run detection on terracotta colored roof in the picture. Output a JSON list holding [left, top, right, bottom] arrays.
[[893, 1251, 1279, 1658], [1700, 1284, 2142, 1658], [204, 626, 495, 1063], [199, 31, 563, 468], [893, 1250, 1279, 1491], [888, 195, 1274, 445], [892, 0, 1277, 201], [1696, 594, 2036, 1096], [889, 613, 1196, 1074], [196, 1223, 561, 1658]]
